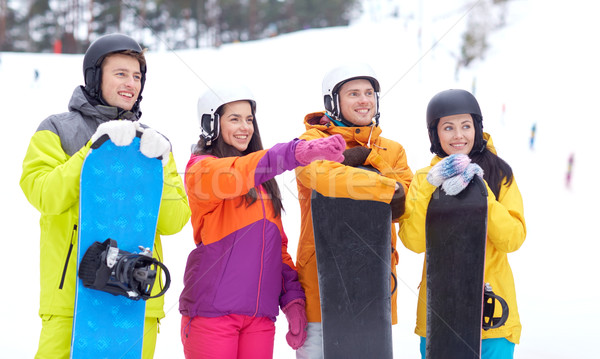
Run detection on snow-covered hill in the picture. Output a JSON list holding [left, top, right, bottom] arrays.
[[2, 0, 598, 357]]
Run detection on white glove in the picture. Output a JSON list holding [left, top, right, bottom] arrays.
[[91, 120, 137, 147], [139, 128, 171, 166]]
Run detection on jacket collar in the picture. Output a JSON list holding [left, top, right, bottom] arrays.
[[69, 86, 139, 122], [304, 111, 382, 148]]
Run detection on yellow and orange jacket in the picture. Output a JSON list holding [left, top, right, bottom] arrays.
[[295, 112, 413, 323], [398, 134, 526, 343]]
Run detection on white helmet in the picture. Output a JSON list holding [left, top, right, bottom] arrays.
[[321, 63, 381, 125], [197, 83, 256, 145]]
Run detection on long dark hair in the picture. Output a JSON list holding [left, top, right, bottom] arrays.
[[468, 114, 514, 199], [193, 101, 284, 216]]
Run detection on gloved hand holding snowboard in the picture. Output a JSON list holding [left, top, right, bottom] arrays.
[[139, 127, 171, 167], [91, 120, 137, 147], [427, 154, 483, 196], [91, 120, 171, 166]]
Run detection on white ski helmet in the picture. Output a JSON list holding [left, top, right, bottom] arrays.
[[321, 63, 381, 125], [197, 83, 256, 146]]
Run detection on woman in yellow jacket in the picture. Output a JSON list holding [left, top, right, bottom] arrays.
[[398, 89, 526, 359]]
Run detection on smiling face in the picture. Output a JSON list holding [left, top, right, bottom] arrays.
[[100, 53, 142, 110], [437, 113, 475, 155], [219, 100, 255, 152], [338, 79, 376, 126]]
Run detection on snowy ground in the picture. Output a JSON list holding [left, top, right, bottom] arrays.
[[1, 0, 598, 357]]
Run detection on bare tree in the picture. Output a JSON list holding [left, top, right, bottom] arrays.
[[248, 0, 257, 40], [0, 0, 6, 50]]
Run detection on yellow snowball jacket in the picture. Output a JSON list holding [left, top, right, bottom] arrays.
[[398, 134, 526, 344], [295, 112, 413, 324]]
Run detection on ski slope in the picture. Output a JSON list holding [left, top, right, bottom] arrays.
[[1, 0, 598, 357]]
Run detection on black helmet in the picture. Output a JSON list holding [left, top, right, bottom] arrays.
[[83, 33, 146, 108], [426, 89, 485, 157]]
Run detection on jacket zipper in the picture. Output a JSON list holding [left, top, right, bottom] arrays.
[[59, 224, 77, 290], [253, 192, 267, 316]]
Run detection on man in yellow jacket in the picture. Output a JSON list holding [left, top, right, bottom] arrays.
[[19, 33, 191, 359], [294, 63, 413, 358]]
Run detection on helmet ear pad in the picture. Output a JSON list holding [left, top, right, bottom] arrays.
[[85, 62, 105, 99], [84, 66, 102, 98], [324, 94, 334, 114], [200, 113, 220, 145]]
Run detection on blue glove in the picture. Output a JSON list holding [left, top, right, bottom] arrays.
[[441, 163, 484, 195], [427, 154, 472, 187], [427, 154, 484, 195]]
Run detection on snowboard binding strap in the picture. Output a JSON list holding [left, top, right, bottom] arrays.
[[79, 238, 171, 300], [482, 283, 509, 330]]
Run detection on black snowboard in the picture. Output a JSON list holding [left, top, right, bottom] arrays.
[[311, 190, 393, 359], [425, 176, 488, 359]]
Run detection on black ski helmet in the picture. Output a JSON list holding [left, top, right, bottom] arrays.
[[83, 33, 146, 106], [426, 89, 486, 157]]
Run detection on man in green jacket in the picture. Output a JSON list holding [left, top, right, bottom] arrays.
[[19, 33, 191, 359]]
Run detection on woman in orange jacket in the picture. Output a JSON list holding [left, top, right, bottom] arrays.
[[180, 83, 346, 359], [398, 89, 526, 358]]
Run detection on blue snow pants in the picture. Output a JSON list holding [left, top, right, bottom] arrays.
[[419, 336, 515, 359]]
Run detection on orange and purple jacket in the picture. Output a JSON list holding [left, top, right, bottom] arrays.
[[179, 140, 305, 321]]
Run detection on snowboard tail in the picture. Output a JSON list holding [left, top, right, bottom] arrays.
[[71, 136, 163, 359], [425, 176, 488, 359], [311, 191, 393, 359]]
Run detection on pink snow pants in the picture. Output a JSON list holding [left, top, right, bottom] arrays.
[[181, 314, 275, 359]]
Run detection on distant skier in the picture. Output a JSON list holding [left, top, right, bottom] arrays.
[[19, 33, 191, 358], [529, 122, 536, 150], [398, 89, 527, 358], [34, 68, 39, 81], [566, 153, 575, 189]]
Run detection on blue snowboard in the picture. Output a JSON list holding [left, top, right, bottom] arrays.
[[71, 135, 163, 359]]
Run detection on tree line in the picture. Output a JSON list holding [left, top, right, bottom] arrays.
[[0, 0, 359, 53]]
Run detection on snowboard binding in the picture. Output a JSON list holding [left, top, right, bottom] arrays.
[[78, 238, 171, 300], [482, 283, 509, 330]]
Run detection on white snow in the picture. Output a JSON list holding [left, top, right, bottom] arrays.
[[2, 0, 598, 357]]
